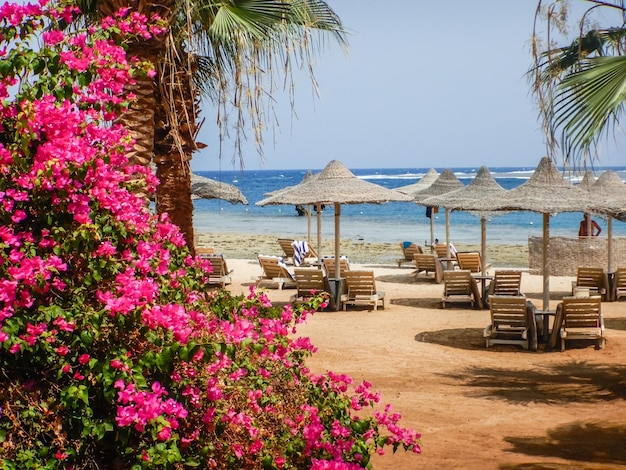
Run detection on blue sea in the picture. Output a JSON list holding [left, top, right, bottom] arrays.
[[192, 166, 626, 246]]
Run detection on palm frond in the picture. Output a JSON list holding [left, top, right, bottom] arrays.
[[554, 55, 626, 157]]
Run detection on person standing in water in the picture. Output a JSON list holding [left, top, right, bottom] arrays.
[[579, 213, 602, 237]]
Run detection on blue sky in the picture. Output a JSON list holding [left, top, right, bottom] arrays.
[[191, 1, 626, 172]]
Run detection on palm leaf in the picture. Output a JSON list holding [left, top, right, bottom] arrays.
[[554, 55, 626, 157]]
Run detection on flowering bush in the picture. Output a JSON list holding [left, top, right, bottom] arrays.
[[0, 1, 421, 468]]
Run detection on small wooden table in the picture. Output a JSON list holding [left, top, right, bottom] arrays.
[[534, 309, 556, 343], [472, 274, 494, 300], [439, 257, 456, 271]]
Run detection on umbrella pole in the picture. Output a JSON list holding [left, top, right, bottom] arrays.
[[542, 213, 550, 311], [481, 216, 486, 276], [334, 202, 341, 279], [316, 204, 322, 260], [430, 211, 435, 248], [608, 217, 613, 273], [307, 204, 312, 244], [445, 208, 451, 269]]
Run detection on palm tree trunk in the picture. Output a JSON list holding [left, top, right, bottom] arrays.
[[153, 57, 201, 254], [117, 74, 156, 201], [155, 154, 195, 251]]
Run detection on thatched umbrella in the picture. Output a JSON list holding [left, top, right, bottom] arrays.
[[191, 173, 248, 204], [412, 169, 465, 261], [264, 170, 316, 197], [577, 170, 597, 192], [421, 166, 506, 276], [496, 157, 594, 310], [589, 171, 626, 273], [396, 168, 439, 244], [256, 160, 413, 282], [264, 171, 318, 244], [395, 168, 439, 195]]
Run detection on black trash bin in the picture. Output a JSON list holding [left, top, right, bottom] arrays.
[[328, 277, 344, 311]]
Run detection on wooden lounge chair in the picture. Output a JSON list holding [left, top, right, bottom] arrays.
[[614, 267, 626, 301], [291, 268, 328, 303], [277, 238, 318, 266], [397, 242, 423, 268], [441, 270, 481, 308], [341, 270, 385, 311], [197, 251, 233, 287], [277, 238, 296, 264], [488, 270, 523, 296], [256, 255, 296, 290], [558, 296, 605, 351], [433, 243, 457, 269], [413, 253, 443, 283], [291, 240, 318, 266], [571, 267, 607, 300], [484, 295, 532, 350], [483, 270, 523, 306], [456, 252, 491, 274], [321, 256, 350, 278]]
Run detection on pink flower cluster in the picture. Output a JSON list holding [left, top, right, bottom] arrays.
[[0, 1, 423, 466], [115, 380, 188, 439]]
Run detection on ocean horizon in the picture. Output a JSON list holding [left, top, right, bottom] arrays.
[[192, 166, 626, 246]]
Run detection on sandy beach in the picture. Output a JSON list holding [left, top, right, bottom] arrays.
[[200, 233, 626, 469], [196, 232, 529, 268]]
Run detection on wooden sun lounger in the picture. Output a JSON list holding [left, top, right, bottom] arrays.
[[341, 270, 385, 311], [571, 267, 608, 301], [291, 268, 329, 303], [556, 296, 605, 351], [322, 256, 350, 278], [456, 252, 491, 274], [278, 238, 318, 266], [483, 270, 523, 306], [256, 255, 296, 290], [397, 242, 423, 268], [413, 253, 443, 283], [484, 295, 535, 350], [614, 267, 626, 301], [197, 251, 233, 287], [277, 238, 296, 264], [441, 270, 482, 309]]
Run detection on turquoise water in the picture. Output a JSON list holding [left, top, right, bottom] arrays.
[[192, 166, 626, 246]]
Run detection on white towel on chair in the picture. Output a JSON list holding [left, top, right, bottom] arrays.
[[292, 240, 309, 267]]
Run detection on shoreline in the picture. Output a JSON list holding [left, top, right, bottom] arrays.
[[196, 232, 530, 268]]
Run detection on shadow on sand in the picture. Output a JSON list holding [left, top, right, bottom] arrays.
[[376, 273, 431, 285], [604, 317, 626, 331], [391, 297, 441, 309], [500, 421, 626, 469], [413, 327, 487, 351], [441, 361, 626, 404]]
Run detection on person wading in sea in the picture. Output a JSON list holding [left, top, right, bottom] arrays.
[[579, 213, 602, 237]]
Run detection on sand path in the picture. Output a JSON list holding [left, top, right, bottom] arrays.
[[222, 258, 626, 469]]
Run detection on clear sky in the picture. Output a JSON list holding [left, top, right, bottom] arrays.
[[191, 1, 626, 172]]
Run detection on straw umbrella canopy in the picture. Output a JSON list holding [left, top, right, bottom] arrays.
[[496, 157, 594, 311], [396, 168, 439, 245], [395, 168, 439, 195], [191, 173, 248, 204], [256, 160, 413, 280], [412, 168, 465, 261], [264, 171, 318, 244], [588, 170, 626, 272], [264, 170, 316, 197], [578, 170, 597, 192], [420, 166, 506, 276]]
